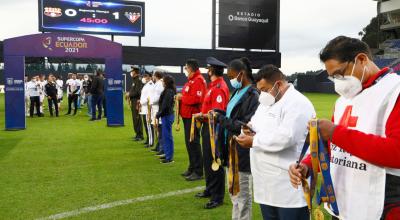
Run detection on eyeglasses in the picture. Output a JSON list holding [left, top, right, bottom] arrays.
[[327, 62, 351, 81]]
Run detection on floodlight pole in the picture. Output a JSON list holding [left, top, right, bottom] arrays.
[[111, 35, 114, 42]]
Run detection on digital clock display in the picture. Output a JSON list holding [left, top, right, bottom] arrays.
[[39, 0, 145, 36]]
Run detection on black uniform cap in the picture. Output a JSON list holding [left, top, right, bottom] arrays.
[[206, 57, 227, 68]]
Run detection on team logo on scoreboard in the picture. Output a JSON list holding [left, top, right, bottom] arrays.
[[44, 7, 62, 18], [42, 37, 53, 51], [124, 12, 141, 24]]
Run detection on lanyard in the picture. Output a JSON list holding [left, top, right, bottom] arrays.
[[208, 110, 221, 171], [298, 118, 340, 216], [175, 95, 180, 131]]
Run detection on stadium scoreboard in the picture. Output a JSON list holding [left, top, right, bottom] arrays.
[[39, 0, 145, 36]]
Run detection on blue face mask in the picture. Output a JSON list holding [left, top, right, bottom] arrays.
[[229, 73, 242, 89]]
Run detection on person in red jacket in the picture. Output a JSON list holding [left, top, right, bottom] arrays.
[[288, 36, 400, 220], [177, 59, 207, 181], [193, 57, 230, 209]]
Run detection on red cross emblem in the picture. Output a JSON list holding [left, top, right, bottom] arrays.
[[338, 106, 358, 128]]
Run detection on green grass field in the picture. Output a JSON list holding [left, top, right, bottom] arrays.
[[0, 93, 338, 220]]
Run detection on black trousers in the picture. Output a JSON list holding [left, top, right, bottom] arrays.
[[142, 114, 154, 146], [155, 124, 163, 152], [47, 96, 59, 116], [183, 118, 203, 176], [130, 99, 143, 138], [67, 94, 78, 115], [201, 123, 225, 203], [103, 96, 107, 117], [91, 94, 103, 120], [29, 96, 41, 117]]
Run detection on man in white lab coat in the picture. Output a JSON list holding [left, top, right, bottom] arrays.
[[149, 71, 164, 154], [236, 65, 315, 220], [140, 72, 155, 148]]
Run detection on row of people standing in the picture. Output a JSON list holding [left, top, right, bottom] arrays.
[[24, 72, 106, 119], [126, 57, 315, 219], [25, 74, 63, 117], [127, 68, 177, 164], [178, 56, 316, 220]]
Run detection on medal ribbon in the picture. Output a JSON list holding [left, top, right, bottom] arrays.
[[228, 137, 240, 196], [297, 118, 340, 216]]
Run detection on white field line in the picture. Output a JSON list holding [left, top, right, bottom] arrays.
[[36, 186, 204, 220]]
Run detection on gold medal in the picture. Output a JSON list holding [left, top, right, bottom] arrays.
[[196, 121, 202, 129], [216, 158, 222, 165], [212, 161, 219, 171]]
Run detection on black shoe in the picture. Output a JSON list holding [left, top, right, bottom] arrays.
[[38, 114, 44, 117], [155, 152, 164, 156], [143, 141, 148, 145], [159, 155, 166, 160], [96, 117, 101, 120], [150, 148, 158, 152], [160, 159, 174, 164], [89, 118, 96, 121], [65, 113, 71, 115], [144, 145, 150, 148], [134, 137, 144, 141], [181, 170, 192, 177], [204, 200, 223, 209], [195, 192, 211, 199], [185, 173, 203, 181]]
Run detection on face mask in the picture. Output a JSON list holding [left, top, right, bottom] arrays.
[[142, 78, 147, 84], [230, 73, 242, 89], [333, 59, 366, 99], [258, 83, 280, 107], [184, 70, 190, 78]]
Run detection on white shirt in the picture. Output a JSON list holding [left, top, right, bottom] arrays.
[[249, 84, 315, 207], [67, 79, 80, 95], [26, 81, 40, 97], [56, 79, 64, 99], [140, 81, 155, 115], [150, 80, 164, 124], [39, 80, 47, 97]]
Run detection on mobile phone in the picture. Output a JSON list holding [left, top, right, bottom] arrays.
[[237, 120, 256, 134]]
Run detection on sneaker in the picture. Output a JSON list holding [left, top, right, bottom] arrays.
[[160, 159, 174, 164], [159, 155, 166, 160]]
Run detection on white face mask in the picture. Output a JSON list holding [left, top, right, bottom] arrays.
[[258, 83, 280, 107], [141, 78, 147, 84], [184, 70, 190, 78], [333, 59, 366, 99]]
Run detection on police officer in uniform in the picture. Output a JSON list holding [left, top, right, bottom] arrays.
[[126, 66, 144, 141], [193, 57, 230, 209]]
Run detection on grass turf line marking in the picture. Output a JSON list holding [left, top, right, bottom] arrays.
[[36, 186, 205, 220]]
